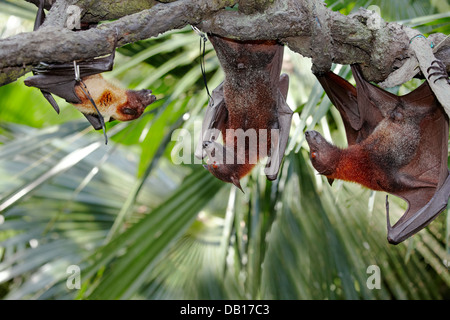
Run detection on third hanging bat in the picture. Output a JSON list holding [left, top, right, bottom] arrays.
[[305, 64, 450, 244]]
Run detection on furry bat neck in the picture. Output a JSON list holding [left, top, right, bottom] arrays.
[[306, 126, 436, 193]]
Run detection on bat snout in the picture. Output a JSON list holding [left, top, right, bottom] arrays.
[[135, 89, 156, 107], [305, 130, 322, 145], [126, 89, 156, 109]]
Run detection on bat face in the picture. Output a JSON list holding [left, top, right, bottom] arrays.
[[305, 130, 340, 176], [202, 140, 246, 191], [118, 89, 156, 121]]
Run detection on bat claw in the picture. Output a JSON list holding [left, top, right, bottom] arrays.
[[427, 60, 449, 84], [385, 195, 399, 245]]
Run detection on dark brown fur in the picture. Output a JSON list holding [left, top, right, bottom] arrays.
[[203, 35, 290, 189]]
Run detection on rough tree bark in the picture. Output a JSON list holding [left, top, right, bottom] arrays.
[[1, 0, 449, 111]]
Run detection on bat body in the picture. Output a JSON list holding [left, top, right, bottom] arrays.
[[196, 35, 293, 190], [24, 56, 156, 130], [305, 65, 450, 244], [24, 0, 156, 132]]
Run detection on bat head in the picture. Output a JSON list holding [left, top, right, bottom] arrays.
[[202, 140, 246, 192], [113, 89, 156, 121], [305, 130, 341, 177]]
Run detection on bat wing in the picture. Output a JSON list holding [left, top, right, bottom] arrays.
[[350, 65, 398, 143], [386, 81, 450, 244], [315, 71, 361, 144], [25, 69, 80, 105], [194, 82, 228, 160], [33, 0, 46, 31], [25, 54, 114, 104], [265, 73, 293, 180], [315, 66, 387, 145], [387, 174, 450, 244], [263, 45, 293, 180]]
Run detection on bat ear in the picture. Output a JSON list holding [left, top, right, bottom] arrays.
[[327, 177, 334, 186], [231, 176, 244, 193]]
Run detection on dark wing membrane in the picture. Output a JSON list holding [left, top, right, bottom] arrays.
[[387, 83, 450, 243], [265, 73, 293, 180], [350, 65, 395, 143], [316, 70, 362, 145], [24, 53, 115, 105], [267, 43, 285, 91], [83, 113, 104, 130], [24, 72, 80, 104], [195, 82, 228, 160], [387, 173, 450, 244]]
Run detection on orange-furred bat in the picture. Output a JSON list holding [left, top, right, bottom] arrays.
[[24, 0, 156, 137], [24, 55, 156, 130], [305, 64, 450, 244], [195, 34, 293, 191]]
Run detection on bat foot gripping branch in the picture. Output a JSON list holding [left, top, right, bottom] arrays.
[[427, 60, 450, 84]]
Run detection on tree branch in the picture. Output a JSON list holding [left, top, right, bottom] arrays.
[[0, 0, 448, 88], [0, 0, 235, 85]]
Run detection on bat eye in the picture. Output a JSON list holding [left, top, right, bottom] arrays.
[[311, 151, 317, 159], [122, 107, 138, 116], [212, 161, 218, 169], [392, 112, 403, 122]]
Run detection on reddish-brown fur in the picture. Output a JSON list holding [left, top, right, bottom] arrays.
[[324, 145, 393, 192], [305, 128, 430, 195], [308, 65, 450, 244]]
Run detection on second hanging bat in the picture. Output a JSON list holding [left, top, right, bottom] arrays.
[[195, 34, 293, 191], [305, 64, 450, 244]]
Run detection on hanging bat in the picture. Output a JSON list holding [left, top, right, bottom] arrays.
[[195, 34, 293, 191], [24, 54, 156, 131], [305, 64, 450, 244], [24, 0, 156, 141]]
